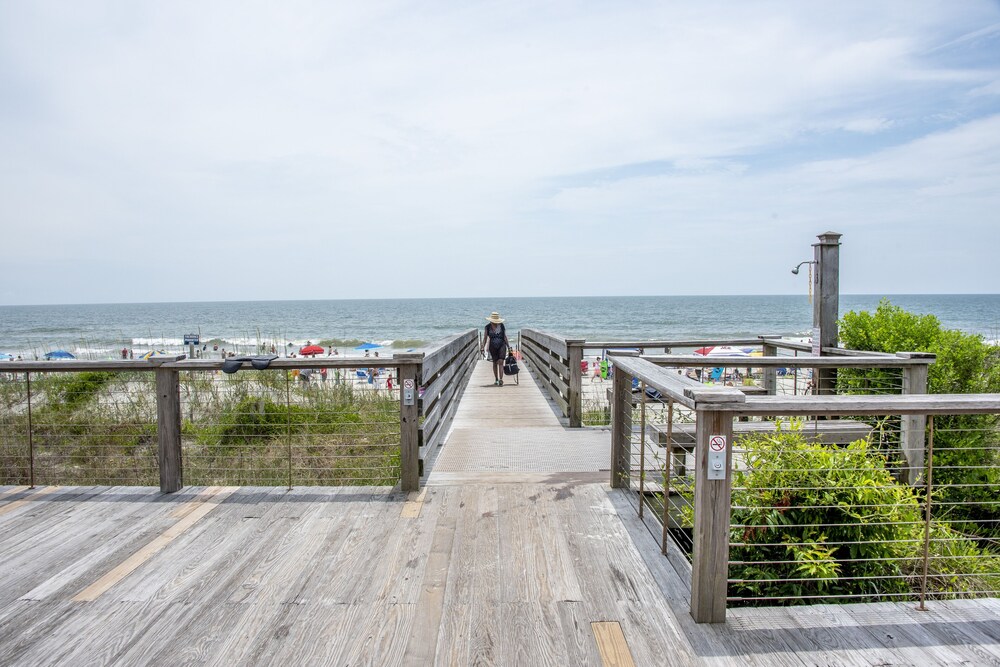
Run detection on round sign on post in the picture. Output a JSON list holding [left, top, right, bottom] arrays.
[[709, 435, 726, 451], [403, 379, 415, 390]]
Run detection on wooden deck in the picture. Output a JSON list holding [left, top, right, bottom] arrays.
[[0, 360, 998, 665]]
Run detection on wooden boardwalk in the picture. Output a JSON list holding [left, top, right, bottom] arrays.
[[428, 358, 611, 485], [0, 360, 999, 665]]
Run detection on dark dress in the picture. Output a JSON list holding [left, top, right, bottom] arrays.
[[485, 323, 507, 361]]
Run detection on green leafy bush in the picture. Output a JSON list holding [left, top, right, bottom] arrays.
[[838, 299, 1000, 536], [724, 427, 1000, 604], [729, 428, 920, 602]]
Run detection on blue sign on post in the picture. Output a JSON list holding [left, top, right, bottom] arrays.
[[184, 334, 200, 345]]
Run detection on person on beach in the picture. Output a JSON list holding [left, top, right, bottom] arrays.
[[480, 312, 511, 386]]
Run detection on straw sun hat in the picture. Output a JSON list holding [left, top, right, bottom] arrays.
[[486, 312, 504, 324]]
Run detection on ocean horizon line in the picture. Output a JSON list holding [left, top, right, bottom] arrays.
[[3, 292, 999, 309]]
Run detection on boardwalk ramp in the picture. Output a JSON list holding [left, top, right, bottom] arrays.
[[428, 359, 610, 484]]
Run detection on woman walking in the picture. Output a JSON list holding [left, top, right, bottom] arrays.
[[481, 311, 511, 386]]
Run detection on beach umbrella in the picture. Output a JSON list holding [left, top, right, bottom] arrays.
[[44, 350, 75, 360], [0, 353, 12, 360], [354, 342, 381, 351], [299, 345, 324, 356]]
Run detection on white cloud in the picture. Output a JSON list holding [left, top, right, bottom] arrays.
[[842, 118, 895, 134], [0, 1, 999, 303]]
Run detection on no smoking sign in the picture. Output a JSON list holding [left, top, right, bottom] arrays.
[[707, 434, 727, 480]]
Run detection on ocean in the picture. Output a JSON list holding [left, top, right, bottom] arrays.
[[0, 295, 997, 360]]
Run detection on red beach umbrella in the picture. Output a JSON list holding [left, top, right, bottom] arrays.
[[299, 345, 324, 356]]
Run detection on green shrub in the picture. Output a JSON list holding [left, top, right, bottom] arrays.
[[196, 396, 301, 451], [45, 372, 115, 410], [719, 426, 1000, 604], [838, 299, 1000, 536], [729, 428, 920, 602]]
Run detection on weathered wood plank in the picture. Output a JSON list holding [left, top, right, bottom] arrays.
[[419, 329, 476, 382], [606, 489, 738, 664], [780, 603, 904, 667], [401, 486, 459, 664], [71, 487, 238, 602], [0, 485, 61, 517], [0, 486, 30, 501], [643, 354, 935, 368], [420, 345, 476, 451], [155, 368, 182, 493], [610, 356, 699, 409], [420, 337, 475, 405], [399, 362, 420, 492], [734, 393, 1000, 416], [691, 408, 733, 623], [521, 328, 570, 359]]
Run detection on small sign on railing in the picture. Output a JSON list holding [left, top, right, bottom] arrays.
[[403, 378, 415, 406], [707, 434, 727, 480]]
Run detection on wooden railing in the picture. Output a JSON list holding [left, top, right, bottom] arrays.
[[608, 354, 1000, 624], [519, 329, 584, 426], [0, 333, 479, 494], [524, 334, 936, 432], [642, 352, 935, 483], [414, 329, 478, 474]]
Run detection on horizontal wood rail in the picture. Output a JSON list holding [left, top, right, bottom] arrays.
[[641, 353, 936, 368], [1, 356, 420, 373]]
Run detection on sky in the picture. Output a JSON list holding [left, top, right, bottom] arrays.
[[1, 1, 999, 305]]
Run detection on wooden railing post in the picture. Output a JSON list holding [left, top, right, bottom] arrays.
[[691, 405, 734, 623], [761, 336, 778, 395], [156, 368, 182, 493], [610, 366, 632, 488], [398, 358, 421, 492], [567, 340, 584, 427], [899, 353, 933, 485]]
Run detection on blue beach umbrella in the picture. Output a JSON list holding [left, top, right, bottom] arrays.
[[44, 350, 76, 360], [0, 353, 13, 360], [354, 342, 381, 351]]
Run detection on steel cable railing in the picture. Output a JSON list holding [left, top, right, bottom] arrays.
[[0, 343, 478, 492], [610, 354, 1000, 621]]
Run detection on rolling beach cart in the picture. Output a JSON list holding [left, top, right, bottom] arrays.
[[503, 348, 520, 385]]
